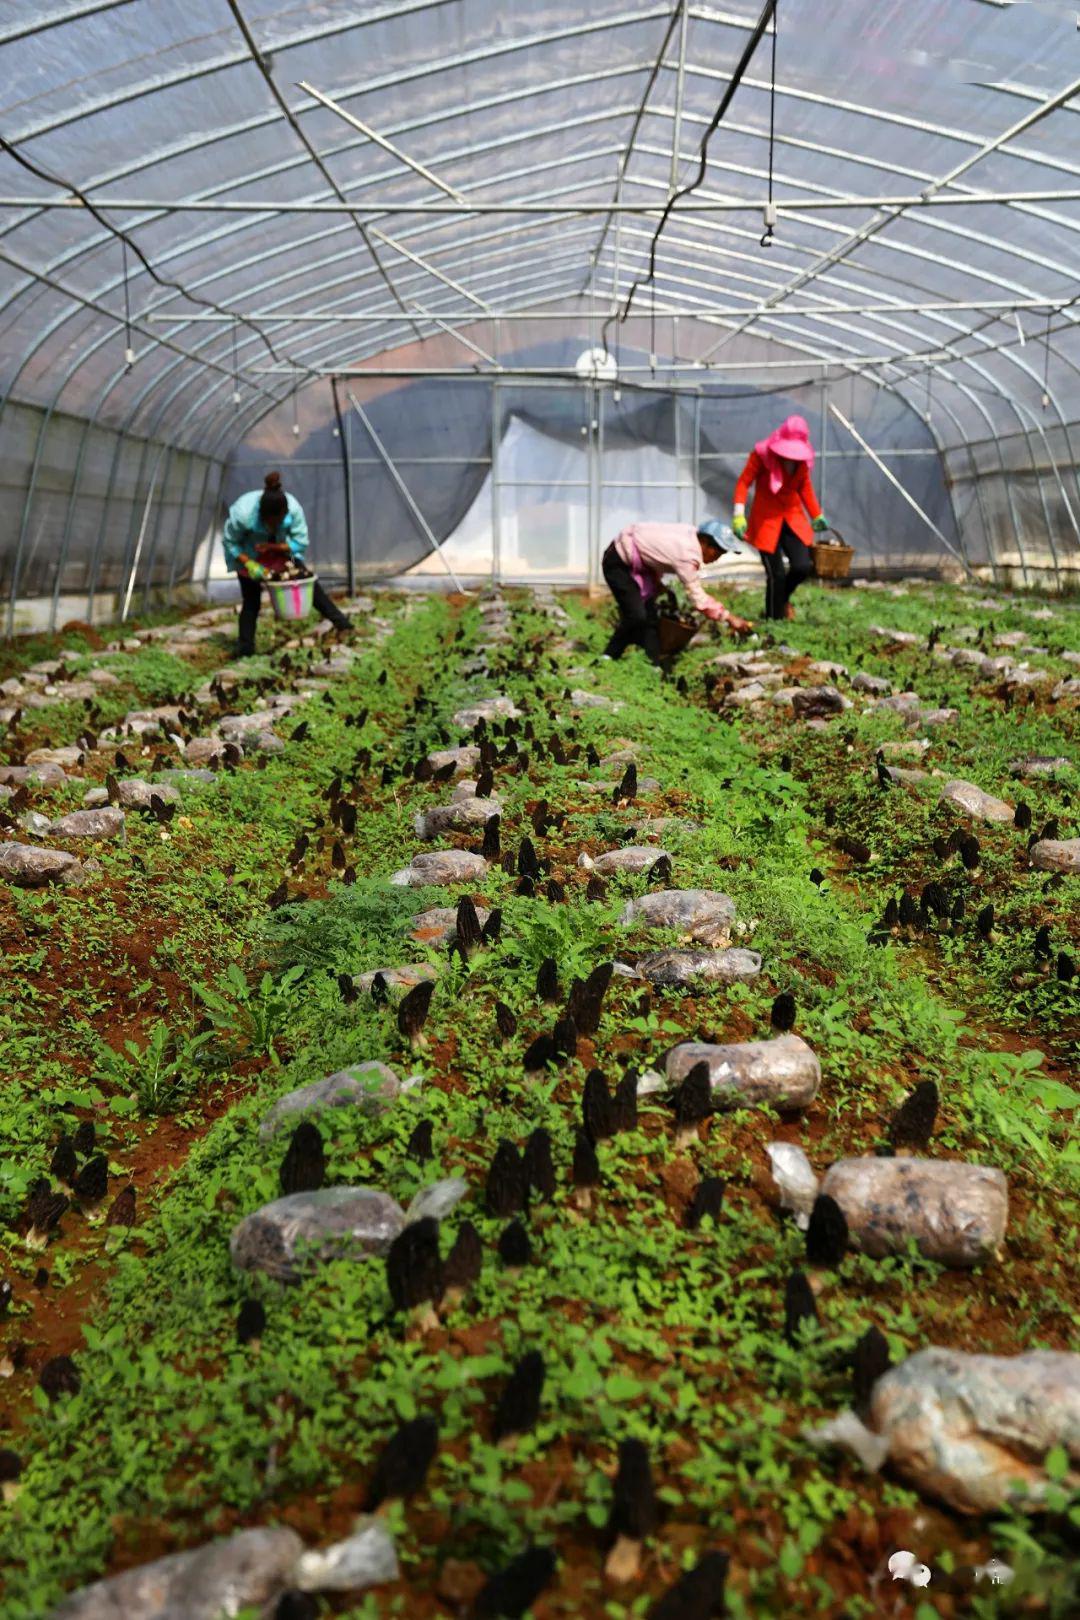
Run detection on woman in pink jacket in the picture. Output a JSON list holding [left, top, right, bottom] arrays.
[[732, 415, 829, 621], [602, 519, 751, 663]]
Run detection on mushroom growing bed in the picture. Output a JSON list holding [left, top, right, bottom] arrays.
[[0, 578, 1078, 1619]]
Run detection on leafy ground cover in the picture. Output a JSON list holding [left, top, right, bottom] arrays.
[[0, 577, 1078, 1619]]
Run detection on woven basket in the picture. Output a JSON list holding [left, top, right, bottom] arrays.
[[654, 588, 698, 655], [811, 529, 854, 580]]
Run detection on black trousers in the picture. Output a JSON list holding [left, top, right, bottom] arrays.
[[761, 524, 813, 619], [602, 543, 662, 664], [237, 572, 349, 654]]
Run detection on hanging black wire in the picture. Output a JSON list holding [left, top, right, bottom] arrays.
[[0, 129, 301, 375], [602, 0, 779, 351], [121, 238, 133, 370], [759, 1, 779, 247]]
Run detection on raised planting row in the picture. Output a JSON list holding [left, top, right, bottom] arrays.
[[0, 579, 1078, 1620]]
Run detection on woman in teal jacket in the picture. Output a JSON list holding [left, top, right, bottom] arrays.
[[223, 470, 350, 655]]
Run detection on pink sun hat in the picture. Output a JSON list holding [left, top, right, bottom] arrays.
[[755, 414, 815, 492]]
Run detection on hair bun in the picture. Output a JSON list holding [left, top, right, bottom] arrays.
[[264, 470, 282, 492]]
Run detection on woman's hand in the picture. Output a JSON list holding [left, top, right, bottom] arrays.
[[726, 613, 754, 636], [732, 513, 748, 539]]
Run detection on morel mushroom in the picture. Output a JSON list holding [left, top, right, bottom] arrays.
[[517, 836, 541, 880], [783, 1270, 818, 1345], [23, 1184, 68, 1250], [72, 1121, 96, 1157], [0, 1448, 22, 1505], [49, 1135, 77, 1189], [73, 1153, 109, 1209], [365, 1414, 439, 1510], [522, 1032, 557, 1072], [566, 962, 613, 1037], [536, 957, 560, 1002], [495, 1000, 518, 1043], [613, 762, 637, 807], [686, 1176, 726, 1231], [369, 970, 390, 1006], [613, 1073, 638, 1134], [485, 1140, 526, 1217], [586, 874, 607, 902], [398, 978, 435, 1047], [105, 1184, 136, 1228], [852, 1324, 890, 1415], [582, 1069, 616, 1143], [887, 1080, 938, 1152], [672, 1061, 712, 1149], [805, 1193, 848, 1268], [649, 1550, 729, 1620], [770, 991, 796, 1032], [454, 898, 482, 960], [605, 1437, 659, 1582], [279, 1121, 325, 1196], [647, 854, 672, 886], [498, 1219, 532, 1271], [386, 1216, 443, 1329], [522, 1128, 555, 1203], [572, 1128, 600, 1212], [407, 1119, 434, 1164], [481, 907, 502, 944], [492, 1349, 545, 1442], [39, 1354, 80, 1401], [236, 1297, 266, 1346], [443, 1219, 483, 1300], [474, 1544, 556, 1620], [275, 1593, 317, 1620]]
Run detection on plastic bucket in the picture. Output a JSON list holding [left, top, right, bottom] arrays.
[[266, 573, 316, 621]]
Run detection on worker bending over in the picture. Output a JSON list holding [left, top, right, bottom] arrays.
[[602, 519, 751, 664]]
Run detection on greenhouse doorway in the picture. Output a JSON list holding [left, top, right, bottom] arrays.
[[409, 380, 700, 587]]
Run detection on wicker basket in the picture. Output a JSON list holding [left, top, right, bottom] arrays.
[[811, 528, 855, 580]]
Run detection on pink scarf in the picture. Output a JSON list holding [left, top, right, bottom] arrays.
[[625, 533, 659, 601], [754, 414, 815, 495]]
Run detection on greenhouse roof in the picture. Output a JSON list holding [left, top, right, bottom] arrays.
[[1, 0, 1079, 458]]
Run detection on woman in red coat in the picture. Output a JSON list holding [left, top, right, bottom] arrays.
[[732, 415, 829, 620]]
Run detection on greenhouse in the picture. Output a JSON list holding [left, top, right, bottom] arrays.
[[1, 5, 1079, 1620]]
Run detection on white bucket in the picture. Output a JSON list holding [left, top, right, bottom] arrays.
[[266, 574, 316, 621]]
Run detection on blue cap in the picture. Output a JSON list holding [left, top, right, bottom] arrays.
[[696, 519, 754, 558]]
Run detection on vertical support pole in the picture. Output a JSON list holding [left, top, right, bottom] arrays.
[[587, 382, 602, 590], [330, 375, 355, 595], [818, 366, 828, 515], [139, 444, 175, 614], [491, 379, 501, 585], [692, 392, 701, 528], [204, 458, 228, 603], [121, 445, 166, 621]]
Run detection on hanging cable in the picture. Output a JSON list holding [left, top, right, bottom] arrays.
[[602, 0, 778, 349], [1042, 307, 1052, 409], [0, 129, 303, 375], [121, 238, 134, 370], [231, 319, 241, 405], [760, 1, 779, 247]]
